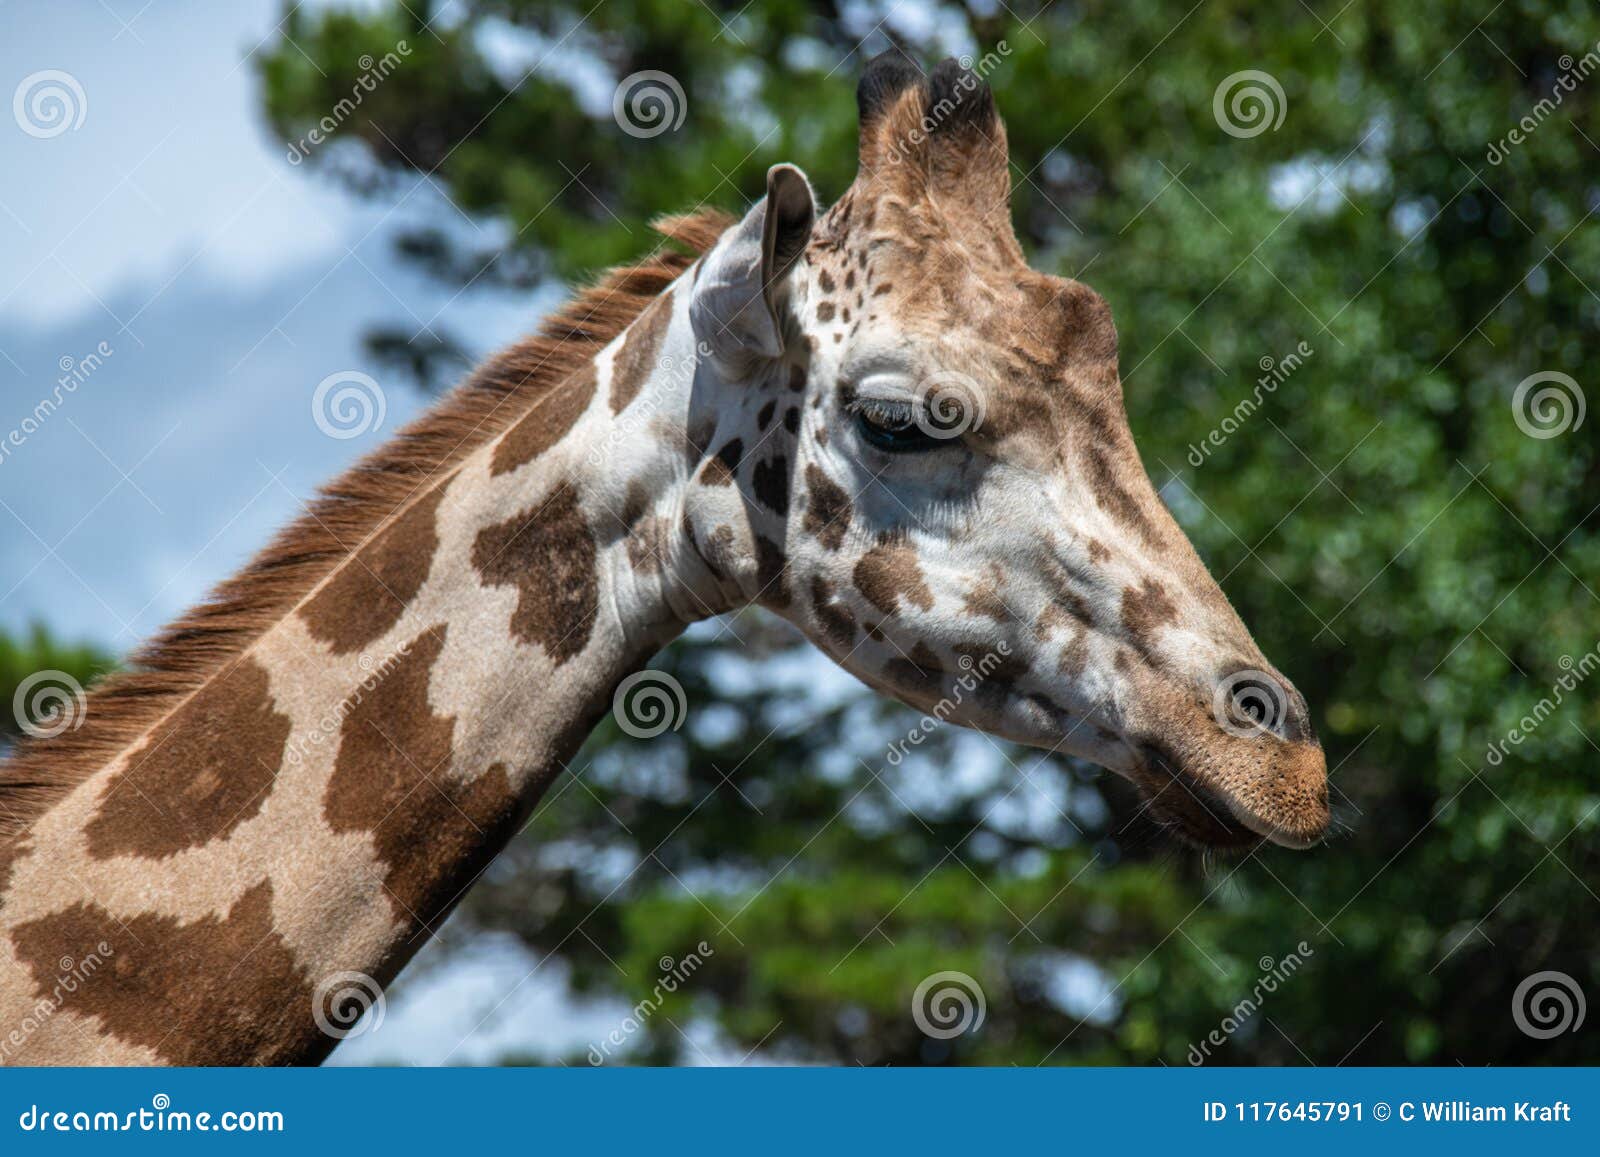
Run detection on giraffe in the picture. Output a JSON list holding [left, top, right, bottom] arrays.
[[0, 52, 1327, 1065]]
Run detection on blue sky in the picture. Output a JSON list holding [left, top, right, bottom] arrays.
[[0, 0, 540, 651]]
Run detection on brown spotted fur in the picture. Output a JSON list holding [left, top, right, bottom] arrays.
[[0, 211, 731, 841]]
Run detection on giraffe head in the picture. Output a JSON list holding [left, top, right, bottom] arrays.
[[679, 53, 1327, 850]]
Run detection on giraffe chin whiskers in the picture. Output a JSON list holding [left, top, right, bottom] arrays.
[[1122, 726, 1330, 852]]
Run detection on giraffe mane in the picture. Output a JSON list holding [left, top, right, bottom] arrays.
[[0, 208, 735, 840]]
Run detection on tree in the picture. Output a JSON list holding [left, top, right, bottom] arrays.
[[259, 0, 1600, 1064], [0, 625, 112, 748]]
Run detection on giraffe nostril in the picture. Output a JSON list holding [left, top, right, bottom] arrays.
[[1212, 667, 1289, 739]]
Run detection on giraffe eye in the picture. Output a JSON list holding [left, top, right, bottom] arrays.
[[851, 397, 943, 453]]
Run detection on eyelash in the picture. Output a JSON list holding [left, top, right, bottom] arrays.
[[848, 396, 944, 453]]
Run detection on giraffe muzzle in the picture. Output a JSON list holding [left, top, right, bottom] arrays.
[[1132, 731, 1330, 852]]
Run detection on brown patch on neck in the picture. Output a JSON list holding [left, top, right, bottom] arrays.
[[472, 481, 600, 664], [608, 290, 674, 414], [0, 209, 732, 843], [322, 625, 522, 931], [10, 881, 318, 1065], [490, 362, 598, 477], [82, 657, 291, 861], [300, 485, 446, 654]]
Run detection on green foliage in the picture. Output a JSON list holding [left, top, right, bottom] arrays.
[[0, 625, 114, 744], [260, 0, 1600, 1064]]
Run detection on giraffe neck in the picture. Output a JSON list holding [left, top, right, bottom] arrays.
[[0, 267, 726, 1065]]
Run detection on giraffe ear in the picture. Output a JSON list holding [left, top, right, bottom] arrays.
[[691, 164, 817, 363]]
